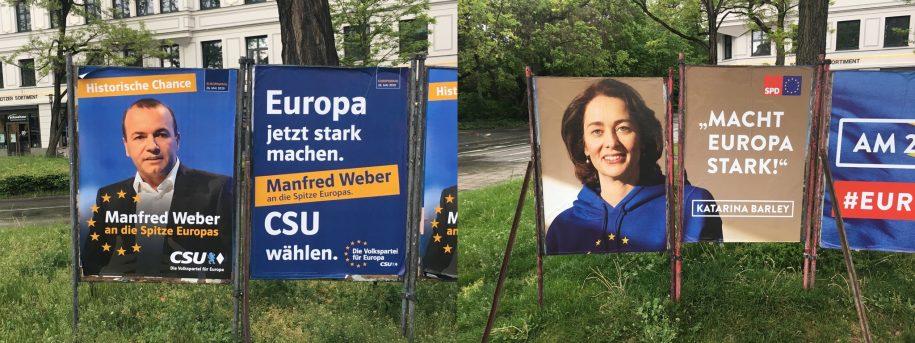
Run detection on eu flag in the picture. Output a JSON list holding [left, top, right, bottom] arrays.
[[782, 76, 802, 96]]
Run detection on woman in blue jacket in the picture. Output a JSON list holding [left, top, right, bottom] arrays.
[[546, 79, 721, 254]]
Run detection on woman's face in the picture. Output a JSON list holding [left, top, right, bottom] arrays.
[[582, 95, 640, 184]]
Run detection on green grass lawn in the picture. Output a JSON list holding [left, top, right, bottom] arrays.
[[0, 223, 456, 342], [459, 180, 915, 342], [0, 155, 69, 177]]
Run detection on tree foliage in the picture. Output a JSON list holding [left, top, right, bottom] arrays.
[[630, 0, 733, 65], [459, 0, 704, 122], [735, 0, 798, 65], [331, 0, 431, 66], [3, 0, 168, 156]]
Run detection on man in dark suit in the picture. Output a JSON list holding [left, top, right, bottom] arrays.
[[81, 98, 233, 280]]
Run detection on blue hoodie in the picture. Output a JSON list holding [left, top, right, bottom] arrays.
[[546, 180, 721, 254]]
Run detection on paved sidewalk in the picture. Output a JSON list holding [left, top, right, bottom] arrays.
[[0, 195, 70, 227], [458, 127, 531, 191]]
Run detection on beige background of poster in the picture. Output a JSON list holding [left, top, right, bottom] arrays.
[[535, 77, 667, 235], [683, 66, 814, 242]]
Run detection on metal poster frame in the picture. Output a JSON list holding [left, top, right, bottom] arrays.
[[481, 66, 539, 343], [235, 56, 255, 342], [802, 56, 830, 289], [401, 55, 427, 341], [66, 53, 81, 339]]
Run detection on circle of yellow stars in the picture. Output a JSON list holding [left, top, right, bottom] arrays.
[[593, 233, 630, 250], [429, 192, 455, 254], [86, 189, 143, 256], [344, 240, 369, 269]]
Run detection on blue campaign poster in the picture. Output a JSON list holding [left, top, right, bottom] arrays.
[[76, 67, 237, 281], [822, 70, 915, 252], [420, 67, 457, 279], [250, 66, 410, 279]]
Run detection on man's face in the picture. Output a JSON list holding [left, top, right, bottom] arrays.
[[122, 105, 179, 186]]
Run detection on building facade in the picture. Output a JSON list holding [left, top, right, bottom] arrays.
[[718, 1, 915, 70], [0, 0, 457, 155]]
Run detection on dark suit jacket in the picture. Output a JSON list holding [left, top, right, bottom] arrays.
[[421, 185, 457, 279], [81, 164, 234, 280]]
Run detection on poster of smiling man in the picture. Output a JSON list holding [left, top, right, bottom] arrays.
[[77, 67, 237, 282], [536, 77, 721, 255], [683, 66, 814, 242]]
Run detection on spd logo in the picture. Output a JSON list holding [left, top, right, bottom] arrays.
[[763, 75, 802, 96], [170, 251, 225, 265]]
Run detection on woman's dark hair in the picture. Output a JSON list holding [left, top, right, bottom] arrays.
[[560, 78, 662, 187]]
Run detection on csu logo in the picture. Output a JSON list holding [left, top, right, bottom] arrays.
[[170, 251, 225, 265]]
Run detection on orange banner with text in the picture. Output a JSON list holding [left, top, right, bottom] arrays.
[[428, 81, 457, 101], [77, 73, 197, 98], [254, 164, 400, 207]]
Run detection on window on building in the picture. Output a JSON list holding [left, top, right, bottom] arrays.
[[136, 0, 153, 16], [60, 120, 68, 147], [85, 0, 101, 22], [200, 0, 219, 10], [49, 8, 60, 29], [202, 40, 223, 68], [245, 0, 265, 3], [399, 19, 428, 57], [836, 20, 860, 50], [113, 0, 130, 18], [161, 0, 178, 13], [246, 36, 269, 64], [19, 59, 35, 87], [884, 16, 910, 48], [161, 44, 180, 68], [16, 1, 31, 33], [28, 113, 41, 149], [723, 35, 733, 60], [751, 31, 770, 56], [0, 63, 5, 89], [344, 25, 370, 61]]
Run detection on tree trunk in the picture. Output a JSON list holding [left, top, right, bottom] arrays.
[[45, 1, 73, 157], [774, 9, 786, 65], [277, 0, 339, 66], [704, 0, 719, 65], [45, 70, 64, 157], [707, 29, 718, 65], [796, 0, 828, 66], [774, 43, 786, 65], [45, 78, 62, 157]]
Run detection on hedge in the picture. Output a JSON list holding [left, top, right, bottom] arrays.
[[0, 156, 70, 197], [0, 173, 70, 196]]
